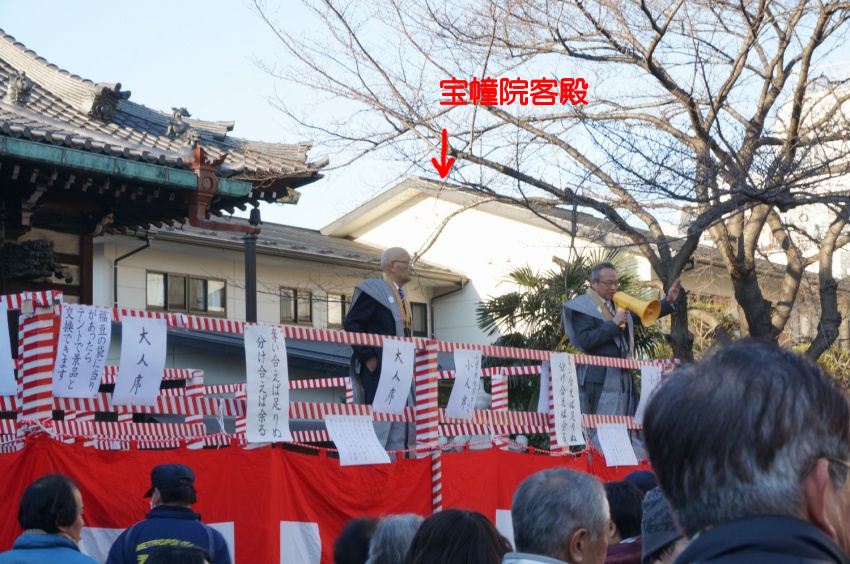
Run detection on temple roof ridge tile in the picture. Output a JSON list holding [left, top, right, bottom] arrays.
[[0, 29, 126, 117], [116, 100, 235, 138]]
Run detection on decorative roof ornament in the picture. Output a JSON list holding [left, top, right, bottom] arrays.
[[88, 82, 130, 122], [4, 70, 32, 105], [166, 106, 201, 147]]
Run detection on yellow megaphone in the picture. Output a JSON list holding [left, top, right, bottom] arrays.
[[613, 292, 662, 327]]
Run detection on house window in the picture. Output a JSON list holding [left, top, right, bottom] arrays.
[[327, 294, 348, 327], [146, 271, 226, 316], [168, 274, 186, 310], [146, 272, 165, 308], [190, 278, 226, 315], [411, 302, 428, 337], [281, 288, 312, 324]]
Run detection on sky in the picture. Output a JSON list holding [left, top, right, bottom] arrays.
[[0, 0, 400, 230]]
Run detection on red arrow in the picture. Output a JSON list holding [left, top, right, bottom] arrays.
[[431, 128, 455, 178]]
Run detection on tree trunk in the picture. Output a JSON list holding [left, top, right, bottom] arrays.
[[807, 214, 846, 359], [732, 269, 775, 341], [668, 292, 694, 362], [808, 275, 840, 359]]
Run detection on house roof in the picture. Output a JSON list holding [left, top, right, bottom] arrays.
[[118, 217, 466, 287], [321, 176, 631, 248], [0, 29, 326, 185], [322, 177, 850, 293]]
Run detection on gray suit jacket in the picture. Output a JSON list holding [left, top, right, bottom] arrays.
[[562, 294, 674, 385]]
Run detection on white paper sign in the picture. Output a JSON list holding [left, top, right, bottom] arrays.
[[537, 360, 551, 414], [53, 304, 112, 398], [596, 423, 638, 466], [550, 352, 584, 446], [324, 415, 391, 466], [245, 324, 292, 443], [633, 365, 663, 425], [0, 304, 16, 396], [446, 349, 482, 419], [371, 338, 415, 415], [112, 317, 167, 406]]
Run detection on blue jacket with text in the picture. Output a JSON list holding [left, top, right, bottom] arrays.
[[105, 505, 231, 564]]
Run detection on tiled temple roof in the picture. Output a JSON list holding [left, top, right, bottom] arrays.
[[0, 29, 326, 188]]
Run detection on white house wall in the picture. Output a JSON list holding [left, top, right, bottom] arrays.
[[93, 237, 422, 393], [97, 238, 431, 326], [349, 197, 606, 344]]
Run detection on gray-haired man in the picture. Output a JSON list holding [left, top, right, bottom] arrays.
[[644, 340, 850, 563], [504, 468, 610, 564], [344, 247, 415, 451], [562, 263, 680, 415]]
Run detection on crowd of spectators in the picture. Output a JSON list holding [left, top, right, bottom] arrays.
[[3, 340, 850, 563], [330, 340, 850, 564]]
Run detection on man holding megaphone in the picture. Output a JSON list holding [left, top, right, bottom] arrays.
[[562, 262, 681, 415]]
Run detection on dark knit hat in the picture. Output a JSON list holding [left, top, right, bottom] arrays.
[[641, 487, 681, 564], [625, 470, 657, 495]]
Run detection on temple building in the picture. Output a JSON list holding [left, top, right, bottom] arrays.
[[0, 28, 326, 302]]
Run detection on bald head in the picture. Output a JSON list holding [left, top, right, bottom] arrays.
[[381, 247, 414, 287]]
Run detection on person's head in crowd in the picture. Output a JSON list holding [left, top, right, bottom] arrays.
[[510, 468, 609, 563], [145, 545, 212, 564], [367, 513, 423, 564], [640, 488, 686, 564], [404, 509, 510, 564], [604, 481, 644, 543], [624, 471, 657, 497], [18, 473, 85, 543], [144, 463, 197, 508], [334, 517, 378, 564], [644, 339, 850, 550]]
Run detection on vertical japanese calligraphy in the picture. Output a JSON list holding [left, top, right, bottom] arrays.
[[446, 349, 482, 420], [53, 304, 111, 398], [324, 415, 391, 466], [596, 423, 638, 466], [244, 324, 292, 443], [112, 317, 167, 406], [633, 365, 663, 425], [371, 338, 415, 415], [537, 360, 551, 414], [549, 352, 585, 446], [0, 303, 15, 396]]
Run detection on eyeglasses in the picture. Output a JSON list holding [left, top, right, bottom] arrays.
[[802, 456, 850, 480], [392, 260, 411, 267], [827, 457, 850, 471], [595, 280, 619, 287]]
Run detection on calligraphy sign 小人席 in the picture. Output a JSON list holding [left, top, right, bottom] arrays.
[[445, 349, 482, 420]]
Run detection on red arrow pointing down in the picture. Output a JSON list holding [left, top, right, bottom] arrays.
[[431, 128, 455, 178]]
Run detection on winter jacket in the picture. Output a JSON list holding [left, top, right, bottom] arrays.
[[676, 515, 850, 563], [105, 505, 230, 564], [0, 531, 97, 564]]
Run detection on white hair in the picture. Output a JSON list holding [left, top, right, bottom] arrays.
[[512, 468, 609, 557]]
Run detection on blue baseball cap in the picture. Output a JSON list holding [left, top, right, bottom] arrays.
[[144, 463, 195, 497]]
